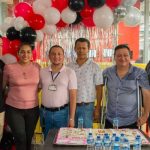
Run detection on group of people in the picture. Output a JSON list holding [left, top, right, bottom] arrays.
[[0, 38, 150, 150]]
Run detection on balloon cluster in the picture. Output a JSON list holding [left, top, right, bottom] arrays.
[[0, 0, 141, 56]]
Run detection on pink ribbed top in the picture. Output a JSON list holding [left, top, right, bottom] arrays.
[[3, 62, 40, 109]]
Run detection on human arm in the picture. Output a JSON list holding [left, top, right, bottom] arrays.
[[94, 85, 103, 122], [68, 89, 77, 127], [137, 88, 150, 126]]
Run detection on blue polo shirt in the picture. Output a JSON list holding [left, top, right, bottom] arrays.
[[103, 65, 150, 126]]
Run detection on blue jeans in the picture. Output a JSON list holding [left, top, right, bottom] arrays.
[[40, 106, 69, 138], [75, 103, 94, 128]]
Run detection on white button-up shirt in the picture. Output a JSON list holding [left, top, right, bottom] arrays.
[[68, 59, 103, 103]]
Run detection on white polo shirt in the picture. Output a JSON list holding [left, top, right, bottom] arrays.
[[40, 65, 77, 107]]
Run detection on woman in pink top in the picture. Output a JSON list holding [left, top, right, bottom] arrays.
[[3, 43, 40, 150]]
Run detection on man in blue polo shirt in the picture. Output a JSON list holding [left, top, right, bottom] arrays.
[[103, 44, 150, 129]]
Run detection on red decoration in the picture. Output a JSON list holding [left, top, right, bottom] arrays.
[[14, 2, 33, 20], [52, 0, 68, 12], [106, 0, 121, 10], [80, 0, 94, 19], [80, 7, 94, 19], [9, 40, 21, 56], [32, 49, 37, 61], [56, 19, 67, 28], [28, 14, 45, 30], [82, 17, 95, 27], [2, 37, 10, 55]]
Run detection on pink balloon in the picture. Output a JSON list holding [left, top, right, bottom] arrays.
[[14, 2, 33, 20], [28, 14, 45, 30], [106, 0, 121, 10]]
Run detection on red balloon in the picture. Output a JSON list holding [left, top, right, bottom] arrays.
[[106, 0, 121, 10], [56, 19, 67, 28], [14, 2, 33, 20], [1, 37, 10, 55], [52, 0, 68, 12], [80, 6, 94, 19], [9, 40, 21, 56], [82, 17, 95, 27], [28, 14, 45, 30]]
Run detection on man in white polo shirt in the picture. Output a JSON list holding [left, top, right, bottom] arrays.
[[40, 45, 77, 138]]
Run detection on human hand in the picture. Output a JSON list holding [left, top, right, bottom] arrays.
[[93, 108, 100, 123], [137, 113, 149, 127], [68, 118, 75, 128]]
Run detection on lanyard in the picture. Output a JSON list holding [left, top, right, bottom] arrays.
[[51, 71, 60, 82]]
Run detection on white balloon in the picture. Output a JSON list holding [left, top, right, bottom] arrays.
[[14, 17, 25, 31], [121, 0, 137, 7], [123, 6, 141, 27], [39, 0, 52, 8], [44, 7, 60, 25], [4, 17, 14, 24], [0, 54, 17, 64], [36, 30, 44, 41], [61, 7, 77, 24], [42, 24, 57, 35], [93, 5, 114, 29], [32, 0, 45, 15], [0, 23, 11, 33]]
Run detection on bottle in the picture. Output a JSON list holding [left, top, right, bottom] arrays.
[[95, 135, 103, 150], [103, 134, 111, 150], [113, 118, 119, 129], [111, 133, 116, 144], [87, 132, 95, 150], [133, 135, 141, 150], [120, 133, 125, 147], [112, 136, 120, 150], [78, 116, 83, 128], [122, 138, 130, 150]]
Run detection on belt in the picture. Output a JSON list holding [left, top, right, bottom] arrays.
[[77, 102, 94, 106], [41, 104, 68, 112]]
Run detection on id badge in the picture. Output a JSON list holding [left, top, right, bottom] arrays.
[[48, 84, 57, 91]]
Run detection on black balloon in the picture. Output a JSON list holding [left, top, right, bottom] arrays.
[[88, 0, 105, 8], [72, 12, 82, 25], [6, 27, 20, 41], [69, 0, 85, 12], [20, 27, 37, 43]]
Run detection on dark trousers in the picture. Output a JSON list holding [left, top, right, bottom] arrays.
[[105, 119, 138, 129], [5, 105, 39, 150]]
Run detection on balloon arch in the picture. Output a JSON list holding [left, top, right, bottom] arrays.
[[0, 0, 141, 62]]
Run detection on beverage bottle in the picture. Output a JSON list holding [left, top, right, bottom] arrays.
[[133, 135, 141, 150], [87, 132, 95, 150], [120, 133, 125, 147], [95, 135, 103, 150], [111, 133, 116, 144], [122, 138, 130, 150], [112, 136, 120, 150], [78, 116, 83, 128], [113, 118, 119, 129], [103, 134, 111, 150]]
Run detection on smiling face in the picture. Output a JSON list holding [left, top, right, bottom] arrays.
[[18, 44, 32, 65], [49, 47, 64, 66], [114, 47, 131, 68], [75, 41, 89, 60]]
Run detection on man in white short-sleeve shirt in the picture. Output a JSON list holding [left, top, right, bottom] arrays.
[[40, 45, 77, 138], [68, 38, 103, 128]]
